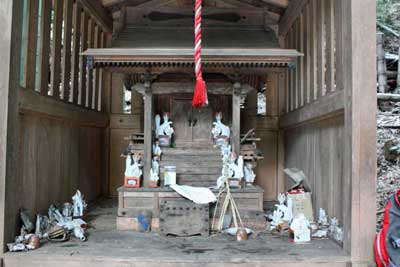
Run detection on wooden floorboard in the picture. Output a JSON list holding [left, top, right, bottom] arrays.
[[3, 199, 350, 267]]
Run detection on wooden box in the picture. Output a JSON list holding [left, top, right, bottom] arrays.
[[159, 199, 209, 236]]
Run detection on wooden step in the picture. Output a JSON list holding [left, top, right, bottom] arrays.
[[161, 166, 221, 175], [160, 160, 222, 168], [161, 155, 222, 162]]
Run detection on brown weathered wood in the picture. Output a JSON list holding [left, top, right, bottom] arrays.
[[377, 93, 400, 101], [19, 89, 109, 128], [325, 0, 335, 93], [0, 0, 24, 253], [71, 2, 83, 104], [303, 4, 309, 105], [86, 19, 95, 108], [78, 0, 113, 32], [23, 0, 39, 91], [37, 0, 52, 96], [143, 81, 153, 187], [232, 82, 241, 155], [49, 0, 64, 99], [341, 0, 377, 263], [61, 0, 73, 101], [377, 33, 387, 93], [334, 0, 343, 91], [279, 0, 308, 37], [279, 90, 344, 129], [316, 0, 325, 99], [310, 0, 317, 101], [133, 82, 254, 95], [79, 12, 89, 106], [92, 25, 101, 110]]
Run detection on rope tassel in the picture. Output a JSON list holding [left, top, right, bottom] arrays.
[[192, 0, 208, 108]]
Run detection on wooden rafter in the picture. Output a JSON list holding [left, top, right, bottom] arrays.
[[235, 0, 286, 14], [79, 0, 113, 32], [279, 0, 307, 37]]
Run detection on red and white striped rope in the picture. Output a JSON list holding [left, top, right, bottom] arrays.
[[192, 0, 208, 108], [194, 0, 203, 81]]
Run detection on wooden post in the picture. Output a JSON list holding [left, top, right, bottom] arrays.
[[49, 0, 63, 99], [0, 0, 23, 252], [377, 32, 387, 93], [341, 0, 377, 265], [232, 81, 241, 155], [397, 39, 400, 91], [143, 75, 153, 188]]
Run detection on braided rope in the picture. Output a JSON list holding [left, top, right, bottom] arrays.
[[192, 0, 208, 107]]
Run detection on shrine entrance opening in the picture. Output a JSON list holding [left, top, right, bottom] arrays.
[[155, 93, 232, 146]]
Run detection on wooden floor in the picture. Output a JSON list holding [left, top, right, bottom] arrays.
[[3, 199, 350, 267]]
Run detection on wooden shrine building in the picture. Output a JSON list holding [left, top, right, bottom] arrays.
[[0, 0, 377, 267]]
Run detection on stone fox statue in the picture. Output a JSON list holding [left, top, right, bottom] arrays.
[[155, 113, 174, 138], [212, 112, 230, 138]]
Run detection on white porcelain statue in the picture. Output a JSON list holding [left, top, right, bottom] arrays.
[[155, 113, 174, 138], [125, 153, 142, 178], [244, 163, 256, 185], [150, 157, 160, 182], [72, 190, 87, 217], [228, 153, 244, 179], [271, 193, 293, 228], [211, 112, 230, 138], [152, 141, 162, 158]]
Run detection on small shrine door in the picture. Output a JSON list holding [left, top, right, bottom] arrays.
[[171, 97, 213, 145]]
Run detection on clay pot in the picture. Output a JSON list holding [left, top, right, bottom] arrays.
[[28, 235, 40, 249], [236, 228, 248, 241]]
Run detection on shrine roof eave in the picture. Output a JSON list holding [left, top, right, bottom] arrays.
[[82, 48, 303, 70]]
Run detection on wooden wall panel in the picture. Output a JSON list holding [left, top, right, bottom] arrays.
[[284, 115, 344, 223], [109, 72, 143, 196], [254, 130, 278, 200], [18, 114, 104, 217]]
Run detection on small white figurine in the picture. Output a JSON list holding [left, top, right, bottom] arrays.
[[318, 208, 329, 226], [244, 163, 256, 185], [72, 190, 87, 217], [152, 141, 162, 158], [227, 153, 244, 179], [290, 214, 311, 243], [212, 112, 230, 138], [155, 113, 174, 138], [271, 194, 293, 229], [125, 153, 142, 178], [150, 157, 160, 182]]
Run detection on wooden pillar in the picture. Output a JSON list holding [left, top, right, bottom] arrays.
[[0, 0, 23, 252], [143, 77, 153, 188], [377, 32, 387, 93], [232, 81, 241, 155], [341, 0, 377, 265], [397, 39, 400, 91]]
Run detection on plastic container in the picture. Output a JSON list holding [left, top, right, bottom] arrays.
[[163, 166, 176, 186]]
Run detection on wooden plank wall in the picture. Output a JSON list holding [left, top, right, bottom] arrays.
[[278, 0, 346, 246], [284, 116, 344, 223], [0, 0, 112, 247], [18, 114, 104, 215], [281, 0, 341, 116], [19, 0, 108, 110]]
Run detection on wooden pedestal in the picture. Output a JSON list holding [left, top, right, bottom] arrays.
[[116, 186, 266, 232]]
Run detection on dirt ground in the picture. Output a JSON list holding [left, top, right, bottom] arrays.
[[377, 101, 400, 230]]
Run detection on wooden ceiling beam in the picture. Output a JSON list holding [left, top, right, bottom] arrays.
[[79, 0, 113, 32], [235, 0, 286, 14], [279, 0, 308, 37], [260, 0, 289, 8]]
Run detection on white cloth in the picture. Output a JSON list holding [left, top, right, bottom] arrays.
[[170, 184, 217, 204]]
